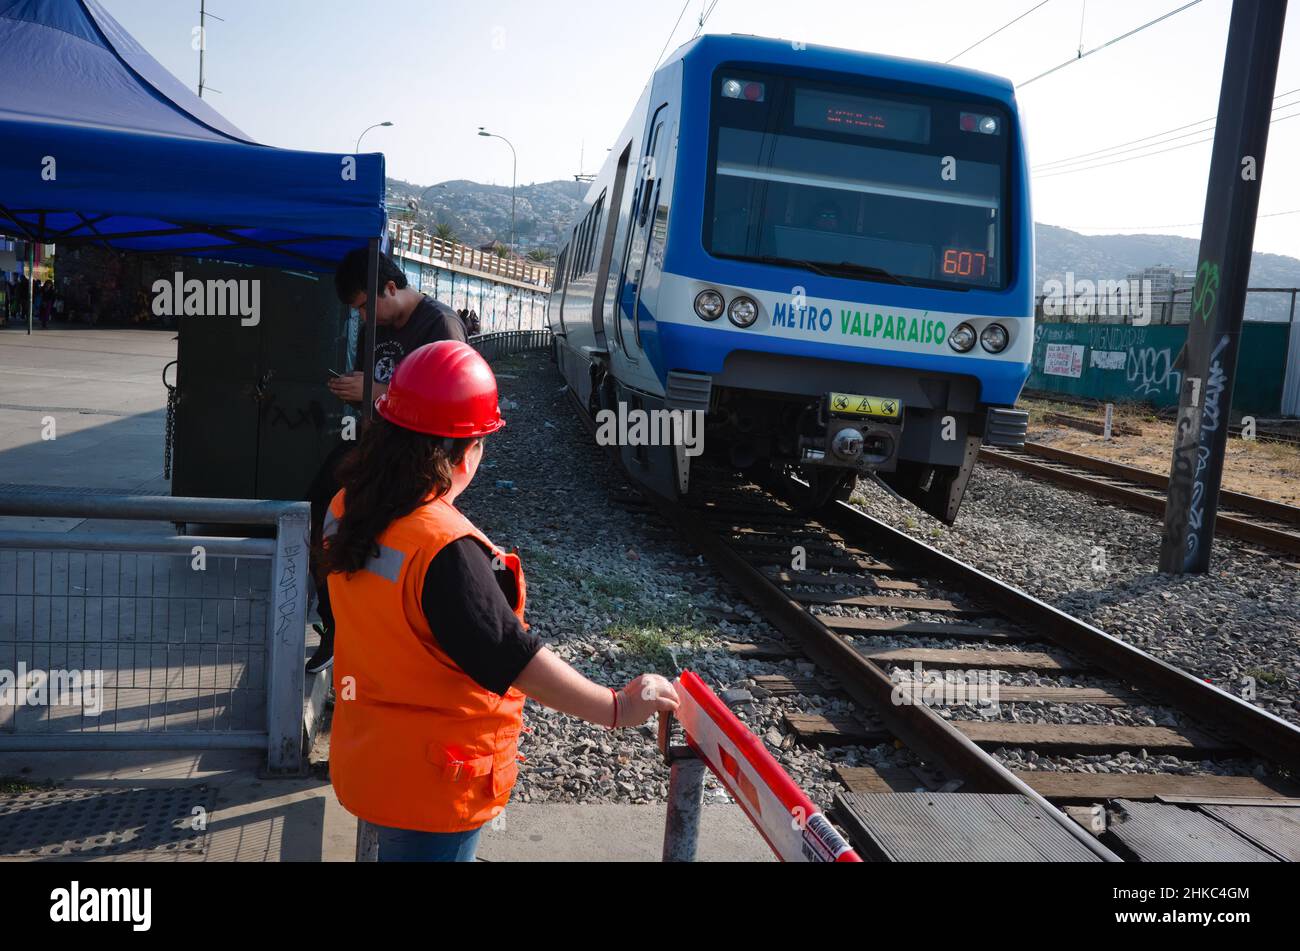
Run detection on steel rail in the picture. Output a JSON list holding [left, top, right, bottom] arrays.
[[979, 445, 1300, 555], [649, 487, 1122, 862], [792, 478, 1300, 776], [1018, 441, 1300, 525], [567, 391, 1120, 861]]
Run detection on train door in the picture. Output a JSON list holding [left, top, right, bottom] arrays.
[[592, 144, 632, 351], [617, 104, 670, 357]]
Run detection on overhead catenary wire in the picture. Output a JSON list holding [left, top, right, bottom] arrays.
[[1034, 86, 1300, 170], [1033, 108, 1300, 178], [693, 0, 722, 39], [1018, 0, 1203, 87], [945, 0, 1053, 63], [652, 0, 693, 73], [1062, 208, 1300, 232]]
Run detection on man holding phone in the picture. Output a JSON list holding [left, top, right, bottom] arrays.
[[305, 248, 468, 674]]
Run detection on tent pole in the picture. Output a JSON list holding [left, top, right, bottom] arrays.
[[361, 237, 379, 420], [27, 241, 34, 335]]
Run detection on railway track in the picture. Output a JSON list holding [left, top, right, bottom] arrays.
[[980, 441, 1300, 557], [1022, 390, 1300, 447], [571, 394, 1300, 861]]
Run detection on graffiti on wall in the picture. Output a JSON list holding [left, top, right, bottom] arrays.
[[1126, 346, 1182, 397]]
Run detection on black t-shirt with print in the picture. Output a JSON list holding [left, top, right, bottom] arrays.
[[357, 296, 467, 384], [420, 538, 541, 695]]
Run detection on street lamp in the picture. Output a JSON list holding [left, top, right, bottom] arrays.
[[477, 127, 516, 254], [355, 121, 393, 153]]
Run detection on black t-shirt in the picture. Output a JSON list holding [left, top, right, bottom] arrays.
[[358, 296, 467, 384], [420, 537, 541, 695]]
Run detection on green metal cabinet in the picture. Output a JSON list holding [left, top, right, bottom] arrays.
[[172, 262, 349, 501]]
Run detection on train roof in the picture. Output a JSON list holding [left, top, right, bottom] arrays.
[[661, 33, 1017, 105]]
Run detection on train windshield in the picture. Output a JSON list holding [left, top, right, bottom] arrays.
[[704, 70, 1012, 290]]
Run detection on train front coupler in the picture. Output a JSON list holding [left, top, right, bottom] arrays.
[[798, 391, 903, 475]]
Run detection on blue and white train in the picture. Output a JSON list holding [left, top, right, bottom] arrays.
[[548, 34, 1032, 523]]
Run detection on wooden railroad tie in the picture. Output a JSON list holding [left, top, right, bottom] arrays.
[[821, 616, 1034, 642], [889, 683, 1137, 707], [765, 568, 922, 592], [724, 639, 800, 660], [751, 674, 842, 697], [955, 721, 1242, 757], [782, 711, 892, 747], [860, 646, 1086, 672], [792, 591, 987, 615], [1012, 770, 1300, 804], [833, 765, 928, 794]]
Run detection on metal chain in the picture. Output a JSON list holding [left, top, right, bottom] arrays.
[[162, 360, 177, 479]]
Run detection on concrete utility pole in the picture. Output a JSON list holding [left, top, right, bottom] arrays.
[[1159, 0, 1288, 574]]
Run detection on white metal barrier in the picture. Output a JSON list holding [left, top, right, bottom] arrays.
[[0, 492, 311, 772]]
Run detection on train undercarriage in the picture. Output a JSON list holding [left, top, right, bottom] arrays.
[[580, 353, 1027, 525]]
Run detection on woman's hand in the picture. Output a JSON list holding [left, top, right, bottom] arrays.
[[615, 674, 679, 727], [514, 649, 680, 729]]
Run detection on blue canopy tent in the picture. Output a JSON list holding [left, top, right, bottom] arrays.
[[0, 0, 392, 499], [0, 0, 387, 271]]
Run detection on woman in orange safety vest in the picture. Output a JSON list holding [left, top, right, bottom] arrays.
[[318, 339, 679, 862]]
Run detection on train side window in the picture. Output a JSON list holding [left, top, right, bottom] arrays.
[[571, 223, 585, 278], [585, 193, 605, 273]]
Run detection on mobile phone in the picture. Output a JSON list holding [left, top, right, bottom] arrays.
[[327, 368, 344, 378]]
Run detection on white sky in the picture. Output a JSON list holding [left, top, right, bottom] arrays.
[[102, 0, 1300, 255]]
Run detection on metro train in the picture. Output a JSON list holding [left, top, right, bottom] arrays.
[[548, 34, 1032, 523]]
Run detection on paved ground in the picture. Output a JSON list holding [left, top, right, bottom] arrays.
[[0, 327, 773, 862], [0, 324, 174, 532]]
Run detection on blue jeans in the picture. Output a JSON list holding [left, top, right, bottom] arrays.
[[376, 823, 482, 862]]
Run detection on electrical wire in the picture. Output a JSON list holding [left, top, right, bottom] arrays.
[[692, 0, 722, 40], [652, 0, 693, 72], [1019, 0, 1203, 87], [1034, 86, 1300, 170], [1033, 108, 1300, 178], [1064, 208, 1300, 231], [945, 0, 1052, 63]]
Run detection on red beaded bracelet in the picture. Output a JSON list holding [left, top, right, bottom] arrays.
[[609, 687, 619, 730]]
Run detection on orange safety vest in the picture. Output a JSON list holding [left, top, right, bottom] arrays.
[[325, 490, 528, 833]]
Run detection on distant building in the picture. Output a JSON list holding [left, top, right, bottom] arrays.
[[1124, 265, 1196, 323]]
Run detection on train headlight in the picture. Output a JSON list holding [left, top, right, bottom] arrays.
[[948, 323, 977, 353], [694, 289, 725, 321], [980, 323, 1009, 353], [728, 296, 759, 328]]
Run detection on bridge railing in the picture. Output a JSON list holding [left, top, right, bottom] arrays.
[[469, 329, 552, 363], [389, 224, 554, 288]]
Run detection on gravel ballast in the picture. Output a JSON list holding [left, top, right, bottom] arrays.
[[849, 465, 1300, 728], [459, 351, 915, 810], [452, 349, 1295, 810]]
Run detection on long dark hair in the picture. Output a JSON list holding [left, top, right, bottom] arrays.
[[316, 417, 477, 576]]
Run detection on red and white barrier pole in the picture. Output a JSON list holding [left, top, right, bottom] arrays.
[[667, 671, 861, 863]]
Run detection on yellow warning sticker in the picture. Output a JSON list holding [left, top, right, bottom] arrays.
[[828, 392, 902, 419]]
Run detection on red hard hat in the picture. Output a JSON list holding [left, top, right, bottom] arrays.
[[375, 340, 505, 438]]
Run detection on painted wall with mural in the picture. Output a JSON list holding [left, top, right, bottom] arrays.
[[394, 255, 550, 333], [1026, 321, 1291, 415]]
